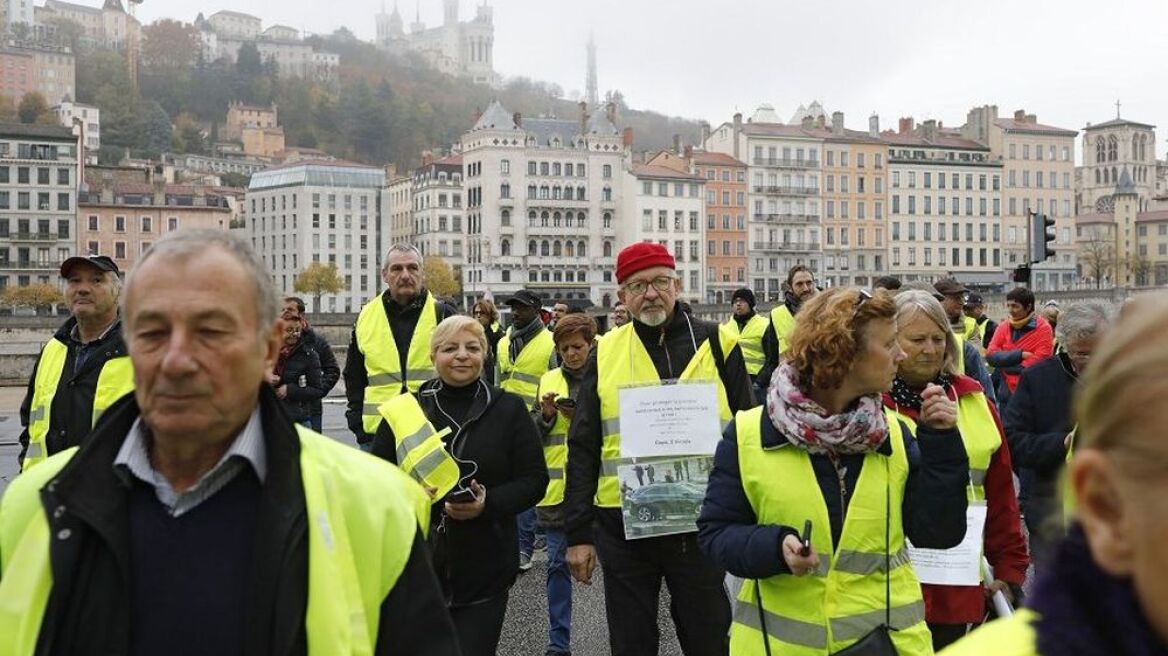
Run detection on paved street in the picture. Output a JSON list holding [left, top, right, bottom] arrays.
[[0, 388, 686, 655]]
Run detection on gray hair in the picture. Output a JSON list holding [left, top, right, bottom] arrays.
[[383, 243, 424, 272], [123, 230, 279, 332], [893, 290, 961, 376], [1056, 300, 1116, 347]]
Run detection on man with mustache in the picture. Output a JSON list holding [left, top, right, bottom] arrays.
[[0, 231, 459, 655], [758, 264, 818, 389], [18, 255, 134, 470], [562, 242, 755, 655]]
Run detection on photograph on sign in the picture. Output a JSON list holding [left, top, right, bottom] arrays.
[[617, 455, 713, 540]]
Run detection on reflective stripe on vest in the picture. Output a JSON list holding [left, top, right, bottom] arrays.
[[378, 393, 460, 502], [536, 368, 570, 507], [0, 426, 427, 656], [356, 292, 439, 434], [891, 391, 1000, 502], [730, 406, 932, 655], [594, 322, 735, 508], [497, 328, 555, 408], [25, 342, 135, 471], [769, 305, 797, 354], [724, 314, 769, 376]]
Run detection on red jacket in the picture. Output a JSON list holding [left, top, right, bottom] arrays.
[[883, 375, 1030, 624], [986, 315, 1054, 393]]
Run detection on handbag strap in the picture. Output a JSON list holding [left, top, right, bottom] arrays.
[[884, 455, 891, 628], [754, 580, 773, 656]]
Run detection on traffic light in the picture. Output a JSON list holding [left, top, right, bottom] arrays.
[[1029, 212, 1056, 263], [1012, 265, 1031, 284]]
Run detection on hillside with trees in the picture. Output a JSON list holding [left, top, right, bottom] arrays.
[[78, 21, 703, 169]]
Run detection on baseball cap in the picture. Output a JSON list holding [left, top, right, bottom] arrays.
[[933, 277, 968, 296], [60, 255, 119, 278], [964, 293, 984, 307], [504, 289, 542, 309]]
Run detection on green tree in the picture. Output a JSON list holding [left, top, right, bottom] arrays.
[[236, 42, 263, 78], [17, 92, 52, 124], [140, 100, 173, 158], [172, 112, 206, 154], [423, 258, 461, 299], [294, 262, 345, 313]]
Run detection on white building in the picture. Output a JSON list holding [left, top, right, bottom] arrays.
[[385, 171, 413, 245], [6, 0, 33, 26], [206, 10, 261, 40], [246, 160, 385, 313], [54, 100, 99, 163], [410, 153, 464, 264], [624, 161, 707, 303], [459, 100, 627, 308], [195, 11, 339, 82], [375, 0, 498, 86]]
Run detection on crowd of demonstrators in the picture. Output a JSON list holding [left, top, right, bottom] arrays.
[[758, 264, 819, 387], [280, 297, 340, 432], [265, 315, 326, 427], [0, 231, 460, 654], [986, 287, 1055, 405], [531, 313, 599, 656], [699, 287, 970, 656], [564, 242, 756, 655], [344, 244, 460, 450], [883, 291, 1029, 650], [1003, 300, 1116, 569], [962, 293, 998, 350], [471, 298, 504, 384], [944, 292, 1168, 655], [722, 287, 770, 392], [899, 281, 997, 404], [18, 255, 133, 470], [371, 315, 548, 656]]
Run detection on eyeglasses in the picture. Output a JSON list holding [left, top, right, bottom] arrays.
[[622, 275, 676, 297]]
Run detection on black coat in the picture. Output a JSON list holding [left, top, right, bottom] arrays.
[[19, 317, 129, 465], [371, 378, 548, 607], [562, 305, 758, 546], [18, 387, 459, 656], [276, 338, 325, 423], [304, 328, 340, 418], [1003, 352, 1077, 506], [343, 289, 460, 440]]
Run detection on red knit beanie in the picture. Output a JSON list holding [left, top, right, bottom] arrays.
[[616, 242, 676, 283]]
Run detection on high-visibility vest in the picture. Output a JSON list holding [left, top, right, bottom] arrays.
[[938, 609, 1039, 656], [377, 393, 460, 503], [497, 328, 555, 408], [25, 339, 134, 470], [889, 391, 1000, 502], [730, 406, 932, 656], [0, 424, 429, 656], [355, 292, 439, 434], [535, 368, 570, 507], [952, 316, 982, 375], [768, 304, 797, 354], [723, 314, 769, 376], [594, 322, 736, 508]]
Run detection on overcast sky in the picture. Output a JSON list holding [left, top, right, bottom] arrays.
[[138, 0, 1168, 163]]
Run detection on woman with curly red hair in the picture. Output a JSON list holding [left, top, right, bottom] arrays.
[[698, 287, 971, 655]]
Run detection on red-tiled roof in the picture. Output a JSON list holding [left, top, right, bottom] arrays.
[[631, 164, 705, 181], [1136, 209, 1168, 223], [691, 151, 746, 167], [881, 131, 989, 151], [993, 119, 1077, 136], [435, 154, 463, 166]]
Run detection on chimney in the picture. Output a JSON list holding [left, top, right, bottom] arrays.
[[421, 150, 434, 166], [512, 112, 522, 127], [700, 120, 711, 146], [869, 113, 880, 138], [831, 111, 844, 136], [605, 102, 616, 125], [732, 112, 743, 159], [801, 116, 814, 130], [922, 119, 938, 142], [622, 127, 634, 149], [672, 134, 682, 155], [579, 100, 589, 135], [152, 178, 166, 206], [898, 117, 914, 135], [684, 145, 693, 160], [816, 115, 826, 129], [1026, 113, 1037, 124], [1014, 109, 1026, 122]]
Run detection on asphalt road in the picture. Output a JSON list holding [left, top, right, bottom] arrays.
[[0, 392, 686, 655]]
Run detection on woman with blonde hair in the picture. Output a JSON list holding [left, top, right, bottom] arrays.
[[942, 291, 1168, 654], [883, 291, 1028, 650], [699, 287, 970, 655], [370, 315, 547, 655]]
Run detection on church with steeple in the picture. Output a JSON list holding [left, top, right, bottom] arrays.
[[374, 0, 498, 87]]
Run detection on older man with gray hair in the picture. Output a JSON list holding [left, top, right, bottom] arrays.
[[1004, 299, 1117, 569], [0, 230, 460, 654]]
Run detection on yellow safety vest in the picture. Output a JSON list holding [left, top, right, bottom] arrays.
[[355, 292, 439, 434], [377, 393, 461, 503], [938, 609, 1039, 656], [594, 322, 736, 508], [890, 391, 1000, 502], [497, 328, 556, 408], [730, 406, 932, 656], [768, 305, 797, 354], [723, 314, 769, 376], [535, 368, 570, 507], [25, 339, 135, 470], [0, 424, 428, 656]]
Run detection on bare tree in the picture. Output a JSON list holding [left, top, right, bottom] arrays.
[[1078, 227, 1116, 289]]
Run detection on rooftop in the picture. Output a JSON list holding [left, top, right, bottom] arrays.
[[249, 159, 385, 191], [0, 123, 76, 141], [691, 151, 746, 167], [210, 9, 262, 21], [993, 118, 1077, 137], [1136, 209, 1168, 223], [1083, 117, 1156, 131], [881, 131, 989, 151], [631, 163, 704, 182]]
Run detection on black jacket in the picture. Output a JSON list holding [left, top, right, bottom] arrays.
[[343, 289, 460, 440], [697, 409, 970, 579], [371, 378, 548, 606], [482, 321, 505, 385], [17, 387, 459, 656], [758, 294, 801, 388], [304, 328, 340, 418], [1003, 352, 1076, 504], [562, 305, 757, 546], [19, 316, 129, 465], [275, 338, 325, 423], [976, 315, 999, 350]]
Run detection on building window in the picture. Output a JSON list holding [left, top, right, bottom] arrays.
[[115, 241, 126, 259], [87, 215, 98, 231], [168, 217, 179, 231], [141, 216, 152, 232], [115, 216, 126, 232]]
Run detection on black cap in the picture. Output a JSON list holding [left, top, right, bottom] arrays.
[[504, 289, 542, 309], [731, 287, 756, 308], [60, 255, 119, 278], [964, 293, 984, 307]]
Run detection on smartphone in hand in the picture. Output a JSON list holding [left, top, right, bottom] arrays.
[[800, 520, 813, 557], [447, 487, 477, 504]]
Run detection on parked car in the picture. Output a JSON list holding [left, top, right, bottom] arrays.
[[626, 481, 705, 522]]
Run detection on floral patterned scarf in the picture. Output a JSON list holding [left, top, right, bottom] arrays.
[[766, 362, 889, 455]]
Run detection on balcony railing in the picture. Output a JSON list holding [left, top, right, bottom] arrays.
[[752, 185, 820, 196], [11, 260, 66, 270], [753, 157, 821, 169], [4, 232, 62, 241], [752, 213, 820, 223], [753, 242, 821, 252]]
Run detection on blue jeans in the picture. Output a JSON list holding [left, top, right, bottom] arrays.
[[545, 528, 572, 653], [517, 508, 536, 557]]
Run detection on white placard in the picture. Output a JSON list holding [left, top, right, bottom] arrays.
[[617, 382, 720, 458], [906, 502, 988, 586]]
